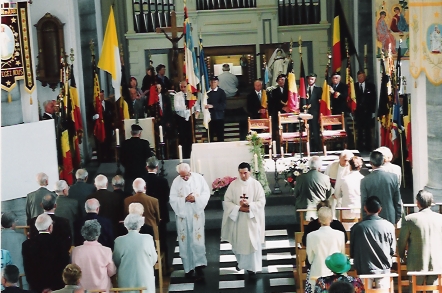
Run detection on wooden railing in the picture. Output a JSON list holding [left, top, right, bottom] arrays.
[[196, 0, 256, 10], [132, 0, 176, 33], [278, 0, 320, 26]]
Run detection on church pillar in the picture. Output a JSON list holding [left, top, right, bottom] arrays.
[[125, 0, 135, 34], [424, 77, 442, 202], [319, 0, 328, 24]]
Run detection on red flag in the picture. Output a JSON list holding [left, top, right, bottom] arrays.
[[93, 68, 105, 143], [282, 71, 299, 113], [299, 57, 307, 100]]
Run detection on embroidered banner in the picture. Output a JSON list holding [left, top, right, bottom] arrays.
[[1, 2, 34, 93]]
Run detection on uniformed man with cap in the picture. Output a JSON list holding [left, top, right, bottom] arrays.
[[206, 76, 227, 142], [302, 73, 323, 151], [329, 72, 348, 115], [120, 124, 154, 193]]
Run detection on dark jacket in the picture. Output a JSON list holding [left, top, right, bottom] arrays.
[[207, 88, 227, 120], [73, 213, 114, 249], [68, 181, 96, 217], [355, 81, 377, 126], [28, 213, 72, 252], [87, 189, 124, 234], [330, 82, 348, 114], [143, 172, 170, 223], [247, 90, 262, 119], [301, 85, 322, 118], [270, 86, 287, 116], [120, 137, 153, 179]]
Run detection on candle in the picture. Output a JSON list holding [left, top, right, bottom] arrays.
[[272, 140, 277, 154], [116, 128, 120, 146], [159, 125, 164, 143], [178, 145, 183, 162], [198, 160, 201, 173], [281, 147, 284, 157], [269, 148, 272, 158], [254, 153, 258, 171], [364, 44, 367, 56]]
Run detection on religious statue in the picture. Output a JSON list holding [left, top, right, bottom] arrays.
[[430, 25, 442, 54], [159, 28, 184, 75], [267, 48, 289, 87]]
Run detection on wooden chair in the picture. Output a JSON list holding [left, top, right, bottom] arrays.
[[294, 232, 308, 293], [336, 207, 360, 231], [358, 273, 398, 293], [278, 112, 310, 157], [319, 113, 347, 155], [296, 209, 316, 232], [15, 225, 30, 237], [248, 116, 272, 145], [403, 203, 417, 215], [89, 287, 147, 293], [407, 271, 442, 293], [392, 228, 408, 293], [153, 225, 164, 290]]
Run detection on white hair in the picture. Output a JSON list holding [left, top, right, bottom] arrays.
[[128, 202, 144, 216], [94, 174, 108, 189], [176, 163, 191, 173], [340, 150, 354, 160], [54, 180, 68, 194], [85, 198, 100, 213], [36, 172, 49, 186], [124, 214, 144, 231], [111, 175, 125, 188], [75, 169, 88, 180], [132, 178, 146, 193], [308, 156, 322, 170], [35, 214, 53, 231], [318, 207, 333, 225], [376, 146, 393, 162]]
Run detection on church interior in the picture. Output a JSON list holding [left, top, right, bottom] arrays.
[[1, 0, 442, 292]]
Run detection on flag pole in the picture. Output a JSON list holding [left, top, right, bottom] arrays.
[[345, 38, 356, 147]]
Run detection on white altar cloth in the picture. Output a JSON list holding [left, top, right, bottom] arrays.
[[190, 141, 252, 190]]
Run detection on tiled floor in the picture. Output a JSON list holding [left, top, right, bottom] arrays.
[[168, 226, 297, 293]]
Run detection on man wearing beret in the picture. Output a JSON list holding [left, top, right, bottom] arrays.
[[206, 76, 227, 142], [302, 73, 323, 151], [329, 72, 348, 115], [120, 124, 154, 193]]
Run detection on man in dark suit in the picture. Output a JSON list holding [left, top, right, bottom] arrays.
[[155, 64, 172, 91], [25, 172, 56, 221], [53, 180, 80, 243], [120, 124, 154, 193], [92, 90, 115, 162], [398, 190, 442, 286], [22, 214, 70, 293], [301, 73, 323, 152], [270, 74, 287, 147], [142, 157, 172, 272], [28, 195, 72, 251], [360, 151, 402, 225], [41, 100, 55, 120], [1, 265, 30, 293], [355, 71, 377, 151], [247, 80, 266, 119], [329, 72, 348, 115], [73, 198, 114, 248], [87, 174, 123, 234], [206, 76, 227, 142], [128, 88, 147, 120], [68, 169, 96, 218]]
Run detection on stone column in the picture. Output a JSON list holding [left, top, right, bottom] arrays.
[[320, 0, 328, 24], [125, 0, 135, 34]]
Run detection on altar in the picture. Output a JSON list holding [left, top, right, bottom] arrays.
[[190, 141, 252, 189]]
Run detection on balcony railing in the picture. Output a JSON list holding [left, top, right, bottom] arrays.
[[278, 0, 320, 26], [196, 0, 256, 10], [133, 0, 176, 33]]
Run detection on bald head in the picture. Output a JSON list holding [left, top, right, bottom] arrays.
[[132, 178, 146, 193], [35, 214, 53, 232], [85, 198, 100, 213], [94, 174, 108, 189]]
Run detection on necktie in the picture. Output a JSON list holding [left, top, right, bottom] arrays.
[[360, 84, 363, 92], [308, 87, 312, 97]]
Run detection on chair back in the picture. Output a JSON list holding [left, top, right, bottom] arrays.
[[153, 225, 163, 289], [296, 209, 316, 232], [407, 271, 442, 293], [248, 116, 272, 144], [294, 232, 308, 293], [358, 273, 398, 293], [320, 113, 345, 132]]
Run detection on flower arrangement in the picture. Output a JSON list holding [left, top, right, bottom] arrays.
[[212, 176, 237, 200], [246, 131, 271, 196], [282, 157, 310, 188]]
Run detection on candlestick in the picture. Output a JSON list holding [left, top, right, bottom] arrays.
[[272, 140, 277, 154], [364, 44, 367, 56], [198, 159, 202, 173], [116, 128, 120, 146], [281, 147, 284, 157], [159, 125, 164, 143], [254, 154, 258, 171], [269, 148, 272, 158], [178, 145, 183, 162]]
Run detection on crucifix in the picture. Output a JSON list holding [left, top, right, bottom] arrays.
[[156, 11, 184, 85], [240, 194, 248, 200]]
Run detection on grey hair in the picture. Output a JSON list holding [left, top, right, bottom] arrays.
[[81, 220, 101, 241], [317, 207, 333, 225], [340, 150, 354, 160], [111, 175, 125, 188], [124, 214, 144, 231], [132, 178, 146, 193], [416, 190, 433, 209], [54, 180, 68, 194], [176, 163, 191, 173], [36, 172, 49, 186], [75, 169, 88, 180], [375, 146, 393, 162], [128, 202, 144, 216], [94, 174, 108, 189], [85, 198, 100, 213], [308, 156, 322, 170], [130, 130, 141, 136], [35, 214, 53, 231], [43, 100, 52, 108], [147, 156, 159, 169], [1, 212, 16, 229]]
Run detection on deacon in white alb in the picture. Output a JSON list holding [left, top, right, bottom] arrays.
[[221, 162, 266, 274], [169, 163, 210, 280]]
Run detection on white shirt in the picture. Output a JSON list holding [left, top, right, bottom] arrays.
[[158, 93, 163, 111], [256, 91, 262, 102], [174, 91, 200, 121]]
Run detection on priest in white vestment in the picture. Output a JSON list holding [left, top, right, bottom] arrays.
[[221, 162, 266, 274], [169, 163, 210, 280]]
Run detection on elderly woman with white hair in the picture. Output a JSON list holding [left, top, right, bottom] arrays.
[[305, 207, 346, 292], [71, 220, 116, 290], [113, 214, 157, 293]]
